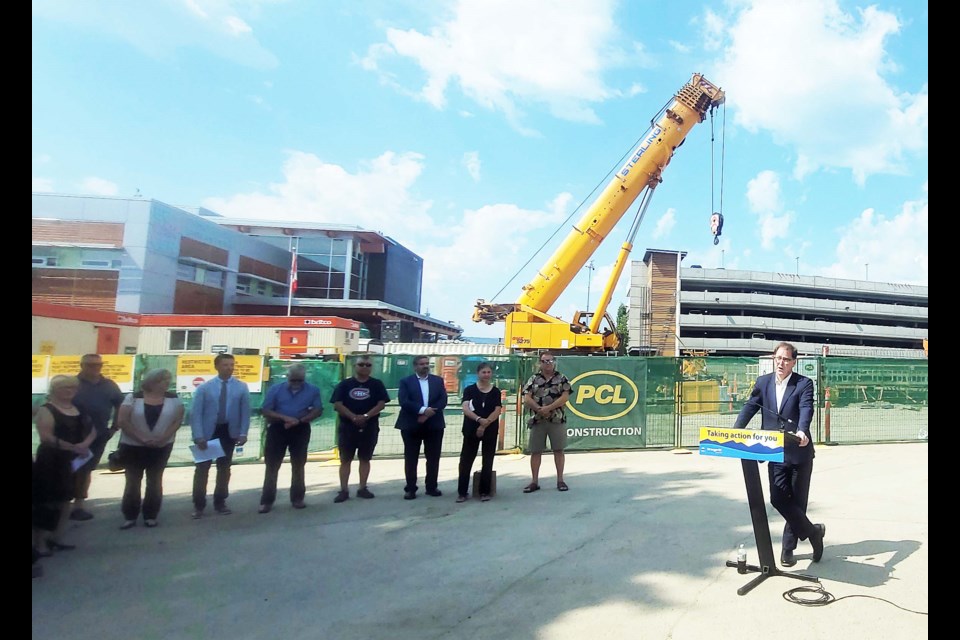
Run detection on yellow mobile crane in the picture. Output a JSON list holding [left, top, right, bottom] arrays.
[[473, 73, 725, 352]]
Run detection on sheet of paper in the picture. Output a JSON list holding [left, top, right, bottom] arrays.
[[71, 449, 94, 472], [189, 438, 225, 464]]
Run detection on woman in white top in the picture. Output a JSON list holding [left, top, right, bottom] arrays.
[[116, 368, 184, 529]]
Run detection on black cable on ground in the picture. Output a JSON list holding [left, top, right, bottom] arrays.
[[783, 583, 927, 615]]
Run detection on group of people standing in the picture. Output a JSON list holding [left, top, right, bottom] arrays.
[[33, 343, 826, 575]]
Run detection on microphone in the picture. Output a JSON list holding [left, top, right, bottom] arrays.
[[738, 398, 802, 444]]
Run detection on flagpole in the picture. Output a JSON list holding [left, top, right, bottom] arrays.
[[287, 238, 296, 316]]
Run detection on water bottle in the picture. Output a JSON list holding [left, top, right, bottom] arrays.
[[235, 444, 244, 457], [737, 544, 747, 574]]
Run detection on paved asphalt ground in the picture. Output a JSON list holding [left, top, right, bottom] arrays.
[[32, 442, 927, 640]]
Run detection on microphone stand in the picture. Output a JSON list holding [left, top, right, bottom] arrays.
[[724, 398, 818, 595]]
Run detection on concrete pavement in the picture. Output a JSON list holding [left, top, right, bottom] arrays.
[[32, 442, 928, 640]]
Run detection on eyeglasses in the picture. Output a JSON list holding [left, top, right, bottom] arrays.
[[773, 357, 795, 363], [540, 359, 555, 364], [355, 363, 372, 368]]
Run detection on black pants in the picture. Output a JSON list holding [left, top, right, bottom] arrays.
[[192, 423, 235, 510], [401, 426, 444, 494], [457, 426, 498, 497], [120, 443, 173, 520], [260, 421, 311, 506], [768, 459, 815, 551]]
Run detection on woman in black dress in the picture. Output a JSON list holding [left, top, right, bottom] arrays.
[[33, 375, 96, 555], [456, 362, 503, 502]]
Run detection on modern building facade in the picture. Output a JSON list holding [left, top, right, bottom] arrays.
[[31, 193, 460, 342], [629, 249, 927, 358]]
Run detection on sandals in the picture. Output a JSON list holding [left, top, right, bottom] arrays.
[[523, 483, 540, 493], [557, 481, 569, 492]]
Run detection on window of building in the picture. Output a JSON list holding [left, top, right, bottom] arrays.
[[168, 329, 204, 351], [236, 276, 251, 294], [256, 282, 268, 296], [33, 256, 58, 267], [203, 269, 224, 288], [177, 262, 197, 281]]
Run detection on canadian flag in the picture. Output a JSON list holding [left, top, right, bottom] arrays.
[[290, 250, 298, 294]]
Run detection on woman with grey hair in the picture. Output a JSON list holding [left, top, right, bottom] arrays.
[[115, 368, 184, 529]]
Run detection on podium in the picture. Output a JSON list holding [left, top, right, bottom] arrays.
[[700, 428, 819, 596]]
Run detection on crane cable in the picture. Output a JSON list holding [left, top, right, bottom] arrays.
[[487, 132, 648, 303], [709, 101, 727, 229]]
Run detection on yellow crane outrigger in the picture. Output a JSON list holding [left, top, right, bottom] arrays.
[[473, 73, 725, 352]]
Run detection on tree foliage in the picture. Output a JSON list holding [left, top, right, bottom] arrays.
[[616, 303, 630, 354]]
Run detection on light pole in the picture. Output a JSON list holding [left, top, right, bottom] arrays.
[[585, 260, 595, 310], [795, 256, 799, 275], [865, 263, 869, 280], [721, 249, 725, 268]]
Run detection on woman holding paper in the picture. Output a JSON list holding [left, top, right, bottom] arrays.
[[115, 368, 183, 529], [455, 362, 503, 503], [33, 375, 96, 555]]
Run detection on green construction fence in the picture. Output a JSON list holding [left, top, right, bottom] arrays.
[[31, 354, 927, 467]]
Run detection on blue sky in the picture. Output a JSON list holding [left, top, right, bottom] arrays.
[[32, 0, 928, 339]]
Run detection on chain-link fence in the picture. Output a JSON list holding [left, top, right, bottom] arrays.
[[32, 354, 927, 466]]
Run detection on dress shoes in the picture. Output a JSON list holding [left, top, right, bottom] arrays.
[[780, 549, 796, 567], [70, 508, 94, 521], [810, 523, 826, 562], [425, 489, 443, 497], [403, 491, 417, 500]]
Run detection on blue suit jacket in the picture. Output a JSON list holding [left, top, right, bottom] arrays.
[[733, 371, 815, 465], [394, 374, 447, 431]]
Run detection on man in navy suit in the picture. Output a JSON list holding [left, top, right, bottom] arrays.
[[395, 355, 447, 499], [734, 342, 826, 567]]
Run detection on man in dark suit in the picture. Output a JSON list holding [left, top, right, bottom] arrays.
[[734, 342, 826, 567], [395, 355, 447, 499]]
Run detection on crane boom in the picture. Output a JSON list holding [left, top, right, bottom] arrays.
[[473, 73, 725, 352]]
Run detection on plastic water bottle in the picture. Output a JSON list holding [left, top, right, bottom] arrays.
[[737, 544, 747, 574], [235, 444, 244, 457]]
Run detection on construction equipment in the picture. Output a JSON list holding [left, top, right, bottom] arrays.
[[473, 73, 725, 352]]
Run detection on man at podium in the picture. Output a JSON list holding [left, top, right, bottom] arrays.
[[733, 342, 826, 567]]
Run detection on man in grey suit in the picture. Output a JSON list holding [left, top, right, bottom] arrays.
[[734, 342, 826, 567], [190, 354, 251, 518], [395, 356, 447, 500]]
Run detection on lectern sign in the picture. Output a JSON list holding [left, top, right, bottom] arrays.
[[699, 427, 784, 463]]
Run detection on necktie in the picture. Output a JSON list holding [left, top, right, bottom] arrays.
[[217, 379, 228, 424]]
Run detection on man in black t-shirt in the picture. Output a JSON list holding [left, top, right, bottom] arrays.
[[330, 356, 390, 503]]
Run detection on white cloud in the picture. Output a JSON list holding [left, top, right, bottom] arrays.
[[361, 0, 629, 131], [746, 170, 793, 249], [653, 208, 676, 238], [33, 177, 54, 192], [462, 151, 481, 182], [201, 150, 434, 248], [421, 197, 567, 302], [820, 190, 927, 285], [745, 170, 782, 214], [710, 0, 927, 185], [79, 177, 119, 196], [32, 0, 278, 69]]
